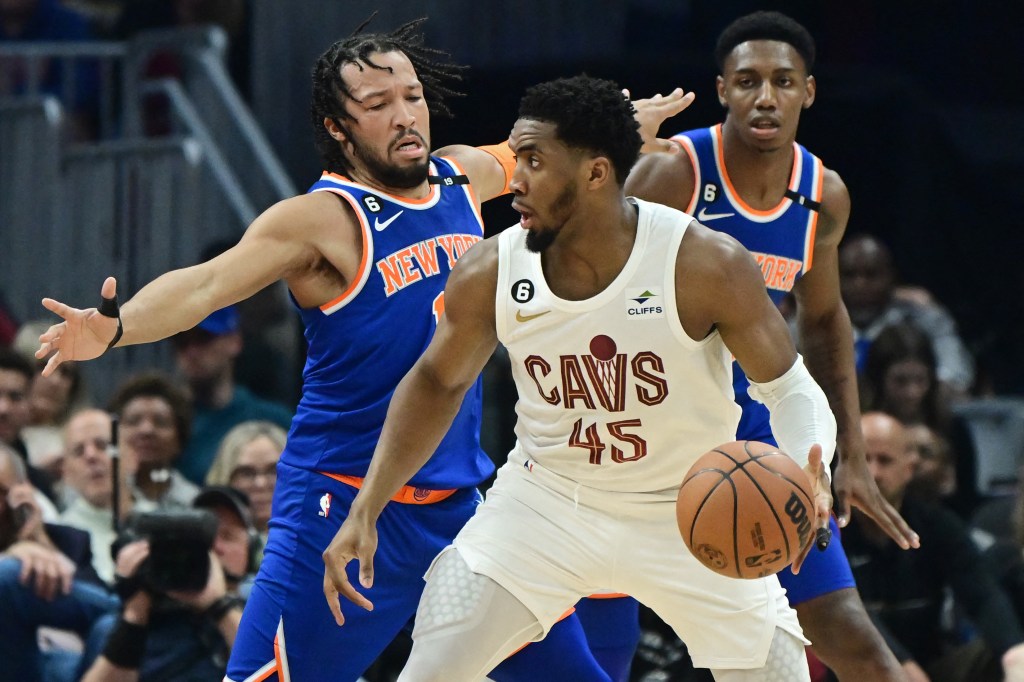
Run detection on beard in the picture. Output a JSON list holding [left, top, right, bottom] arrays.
[[350, 130, 430, 189], [525, 182, 577, 253]]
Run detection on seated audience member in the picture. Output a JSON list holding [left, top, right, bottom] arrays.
[[59, 408, 136, 584], [108, 372, 198, 510], [860, 322, 980, 517], [905, 423, 956, 504], [0, 347, 60, 513], [844, 412, 1024, 682], [0, 442, 117, 682], [172, 306, 292, 485], [839, 233, 975, 397], [80, 485, 257, 681], [205, 420, 285, 541]]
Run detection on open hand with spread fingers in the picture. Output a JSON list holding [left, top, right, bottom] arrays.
[[36, 276, 121, 377]]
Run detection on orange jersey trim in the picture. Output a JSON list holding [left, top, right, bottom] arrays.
[[714, 124, 800, 217], [321, 472, 458, 505], [585, 592, 630, 599], [322, 171, 439, 205], [316, 189, 372, 312], [508, 607, 577, 656], [804, 160, 825, 272], [441, 155, 485, 229]]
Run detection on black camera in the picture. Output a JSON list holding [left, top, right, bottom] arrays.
[[113, 509, 217, 593]]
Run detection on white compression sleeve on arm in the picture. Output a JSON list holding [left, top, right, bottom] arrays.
[[746, 354, 837, 477]]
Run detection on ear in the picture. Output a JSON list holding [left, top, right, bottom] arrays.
[[802, 75, 816, 109], [323, 117, 346, 143], [715, 75, 727, 108], [585, 156, 613, 190]]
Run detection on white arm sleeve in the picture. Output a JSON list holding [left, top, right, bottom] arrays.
[[746, 354, 837, 478]]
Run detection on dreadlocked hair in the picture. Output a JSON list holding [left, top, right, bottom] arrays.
[[310, 16, 466, 175], [517, 75, 641, 185]]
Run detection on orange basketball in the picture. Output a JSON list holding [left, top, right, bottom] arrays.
[[676, 440, 814, 579]]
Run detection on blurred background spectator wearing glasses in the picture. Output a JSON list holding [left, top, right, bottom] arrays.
[[206, 420, 285, 547]]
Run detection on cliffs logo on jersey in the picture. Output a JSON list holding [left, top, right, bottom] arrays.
[[376, 233, 482, 297], [626, 287, 663, 318], [751, 251, 803, 293], [523, 334, 668, 413]]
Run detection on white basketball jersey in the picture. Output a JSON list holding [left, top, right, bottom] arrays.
[[496, 198, 741, 494]]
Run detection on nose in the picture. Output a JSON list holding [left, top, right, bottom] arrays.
[[509, 162, 526, 196], [755, 81, 777, 109], [394, 99, 416, 129]]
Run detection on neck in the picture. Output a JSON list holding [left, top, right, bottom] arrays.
[[720, 121, 795, 208], [135, 464, 172, 500]]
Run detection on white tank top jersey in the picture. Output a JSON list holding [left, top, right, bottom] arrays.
[[496, 198, 742, 494]]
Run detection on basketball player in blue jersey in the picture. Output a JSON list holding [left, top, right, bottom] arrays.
[[326, 74, 836, 682], [33, 18, 656, 682], [624, 11, 919, 681]]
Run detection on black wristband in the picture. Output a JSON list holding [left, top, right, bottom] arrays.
[[204, 595, 243, 624], [102, 616, 148, 669], [106, 316, 124, 350]]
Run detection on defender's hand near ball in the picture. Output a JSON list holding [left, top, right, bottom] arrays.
[[792, 444, 832, 575]]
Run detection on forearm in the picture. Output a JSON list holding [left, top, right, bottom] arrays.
[[350, 365, 471, 519], [798, 307, 864, 462], [117, 266, 221, 346]]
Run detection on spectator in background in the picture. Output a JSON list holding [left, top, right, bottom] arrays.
[[0, 441, 117, 682], [80, 485, 256, 681], [172, 306, 292, 485], [839, 233, 975, 398], [0, 346, 60, 513], [13, 320, 90, 494], [845, 412, 1024, 682], [0, 0, 100, 140], [108, 372, 198, 510], [58, 408, 135, 584], [860, 322, 980, 517], [205, 420, 285, 541], [905, 423, 956, 504]]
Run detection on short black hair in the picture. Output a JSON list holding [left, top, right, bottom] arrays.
[[714, 11, 816, 74], [310, 16, 465, 175], [107, 372, 192, 446], [0, 347, 33, 384], [517, 75, 641, 186]]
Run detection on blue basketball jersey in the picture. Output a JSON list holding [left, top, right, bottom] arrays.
[[281, 156, 493, 490], [672, 124, 824, 436]]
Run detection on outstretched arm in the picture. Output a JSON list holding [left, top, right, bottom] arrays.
[[321, 238, 500, 624], [794, 171, 918, 549], [35, 194, 336, 376]]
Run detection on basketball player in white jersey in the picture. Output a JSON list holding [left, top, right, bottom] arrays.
[[323, 75, 837, 681]]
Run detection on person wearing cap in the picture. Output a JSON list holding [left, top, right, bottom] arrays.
[[172, 305, 292, 486], [80, 485, 259, 681]]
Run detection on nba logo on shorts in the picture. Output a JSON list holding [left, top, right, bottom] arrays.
[[319, 493, 332, 517]]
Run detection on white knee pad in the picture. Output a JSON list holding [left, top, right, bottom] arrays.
[[710, 627, 810, 682]]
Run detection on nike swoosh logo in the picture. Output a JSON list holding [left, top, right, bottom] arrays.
[[374, 210, 404, 231], [697, 207, 735, 221], [515, 310, 550, 323]]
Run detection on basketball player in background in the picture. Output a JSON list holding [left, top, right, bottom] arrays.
[[324, 74, 836, 681], [625, 10, 917, 680], [34, 19, 666, 682]]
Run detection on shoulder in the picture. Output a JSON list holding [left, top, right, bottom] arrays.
[[814, 165, 851, 247], [625, 145, 696, 211]]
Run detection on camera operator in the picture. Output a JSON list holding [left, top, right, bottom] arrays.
[[81, 486, 258, 681], [0, 442, 118, 681]]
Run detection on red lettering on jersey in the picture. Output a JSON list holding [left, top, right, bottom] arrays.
[[582, 354, 627, 412], [632, 352, 668, 406], [560, 356, 596, 410], [525, 355, 560, 405]]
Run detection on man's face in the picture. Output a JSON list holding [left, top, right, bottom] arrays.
[[862, 414, 914, 504], [839, 240, 894, 325], [0, 454, 17, 547], [0, 369, 30, 445], [119, 396, 180, 469], [717, 40, 814, 153], [173, 329, 240, 386], [63, 410, 113, 508], [508, 119, 583, 253], [210, 505, 250, 580], [334, 51, 431, 189]]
